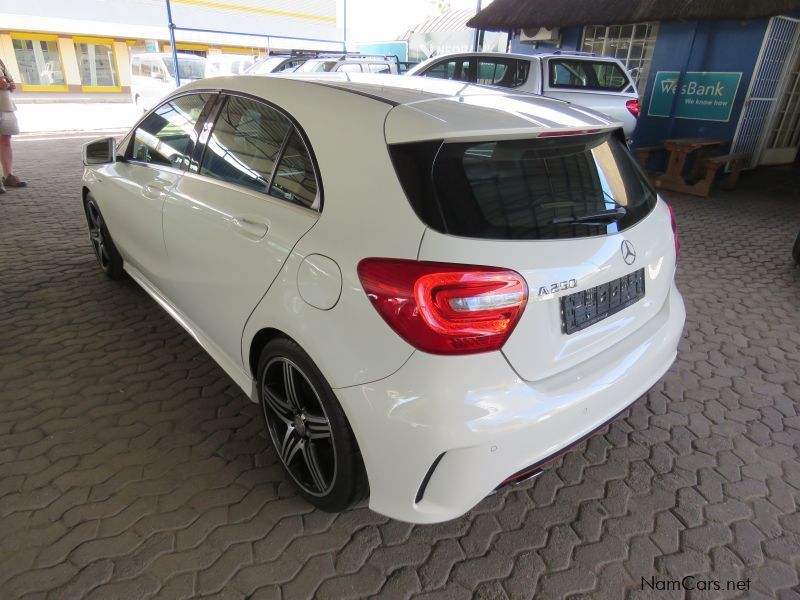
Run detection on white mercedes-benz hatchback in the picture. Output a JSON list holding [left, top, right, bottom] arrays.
[[81, 73, 685, 523]]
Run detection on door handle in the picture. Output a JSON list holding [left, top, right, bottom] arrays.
[[142, 183, 167, 199], [232, 217, 269, 240]]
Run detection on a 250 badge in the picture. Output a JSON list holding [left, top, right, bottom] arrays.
[[538, 279, 577, 296]]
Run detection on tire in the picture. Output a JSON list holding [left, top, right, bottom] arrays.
[[257, 337, 368, 511], [793, 232, 800, 265], [84, 194, 124, 280]]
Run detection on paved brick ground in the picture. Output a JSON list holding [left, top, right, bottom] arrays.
[[1, 135, 799, 600]]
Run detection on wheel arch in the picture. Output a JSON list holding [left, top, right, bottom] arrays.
[[247, 327, 291, 380]]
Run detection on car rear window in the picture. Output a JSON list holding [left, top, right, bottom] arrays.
[[390, 131, 656, 240], [549, 59, 629, 91]]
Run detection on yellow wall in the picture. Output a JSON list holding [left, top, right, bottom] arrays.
[[0, 30, 261, 94], [0, 34, 21, 81], [114, 41, 130, 87], [57, 36, 81, 86]]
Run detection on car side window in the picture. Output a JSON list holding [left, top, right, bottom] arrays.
[[591, 63, 628, 89], [131, 93, 211, 168], [549, 59, 628, 91], [367, 63, 390, 74], [421, 58, 471, 82], [337, 63, 362, 72], [131, 58, 141, 76], [200, 96, 292, 194], [269, 130, 318, 209], [153, 61, 166, 81], [552, 62, 586, 87], [200, 95, 318, 209], [141, 58, 152, 77], [476, 58, 529, 88]]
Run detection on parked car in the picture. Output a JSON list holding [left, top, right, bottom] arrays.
[[294, 55, 399, 74], [81, 73, 684, 523], [407, 51, 641, 137], [204, 53, 255, 77], [244, 55, 310, 75], [130, 52, 206, 113]]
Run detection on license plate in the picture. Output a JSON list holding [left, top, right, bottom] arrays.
[[560, 268, 645, 334]]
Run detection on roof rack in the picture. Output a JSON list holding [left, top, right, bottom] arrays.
[[294, 51, 401, 64], [550, 50, 598, 57]]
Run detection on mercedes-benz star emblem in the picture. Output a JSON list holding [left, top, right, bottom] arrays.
[[621, 240, 636, 265]]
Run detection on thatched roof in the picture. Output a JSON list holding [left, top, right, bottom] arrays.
[[467, 0, 800, 31]]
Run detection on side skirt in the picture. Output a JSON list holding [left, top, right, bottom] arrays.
[[124, 262, 258, 402]]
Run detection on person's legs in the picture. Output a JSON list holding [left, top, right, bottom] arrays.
[[0, 132, 25, 187], [0, 134, 12, 177], [0, 109, 25, 187]]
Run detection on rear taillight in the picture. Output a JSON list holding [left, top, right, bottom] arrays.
[[357, 259, 528, 355], [667, 203, 680, 257], [626, 99, 640, 118]]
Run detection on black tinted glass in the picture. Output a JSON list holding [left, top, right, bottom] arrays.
[[201, 96, 291, 193], [476, 59, 529, 88], [269, 131, 318, 209], [391, 132, 656, 240], [422, 58, 471, 82], [549, 59, 629, 91], [132, 93, 210, 168]]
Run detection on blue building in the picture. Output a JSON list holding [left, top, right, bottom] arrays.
[[470, 1, 800, 169]]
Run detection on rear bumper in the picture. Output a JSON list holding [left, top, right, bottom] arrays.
[[335, 284, 685, 523]]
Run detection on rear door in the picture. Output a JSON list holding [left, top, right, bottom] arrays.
[[543, 57, 637, 132], [161, 93, 320, 366], [396, 130, 675, 381]]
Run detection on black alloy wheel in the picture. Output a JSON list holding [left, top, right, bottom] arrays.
[[84, 195, 124, 279], [257, 338, 367, 511], [262, 356, 336, 496]]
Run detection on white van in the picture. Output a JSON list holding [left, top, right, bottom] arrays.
[[204, 53, 255, 77], [130, 53, 206, 113]]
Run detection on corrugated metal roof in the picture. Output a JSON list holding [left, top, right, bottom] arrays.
[[399, 9, 475, 40]]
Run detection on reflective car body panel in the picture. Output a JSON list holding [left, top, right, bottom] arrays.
[[82, 73, 683, 523]]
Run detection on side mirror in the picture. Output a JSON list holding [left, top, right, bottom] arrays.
[[83, 137, 117, 165]]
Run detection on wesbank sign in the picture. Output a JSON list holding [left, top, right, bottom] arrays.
[[648, 71, 743, 122]]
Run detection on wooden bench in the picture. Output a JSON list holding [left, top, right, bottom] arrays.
[[634, 146, 665, 171], [655, 152, 746, 198], [701, 153, 746, 191]]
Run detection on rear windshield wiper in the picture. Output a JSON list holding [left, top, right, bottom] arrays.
[[550, 207, 627, 226]]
